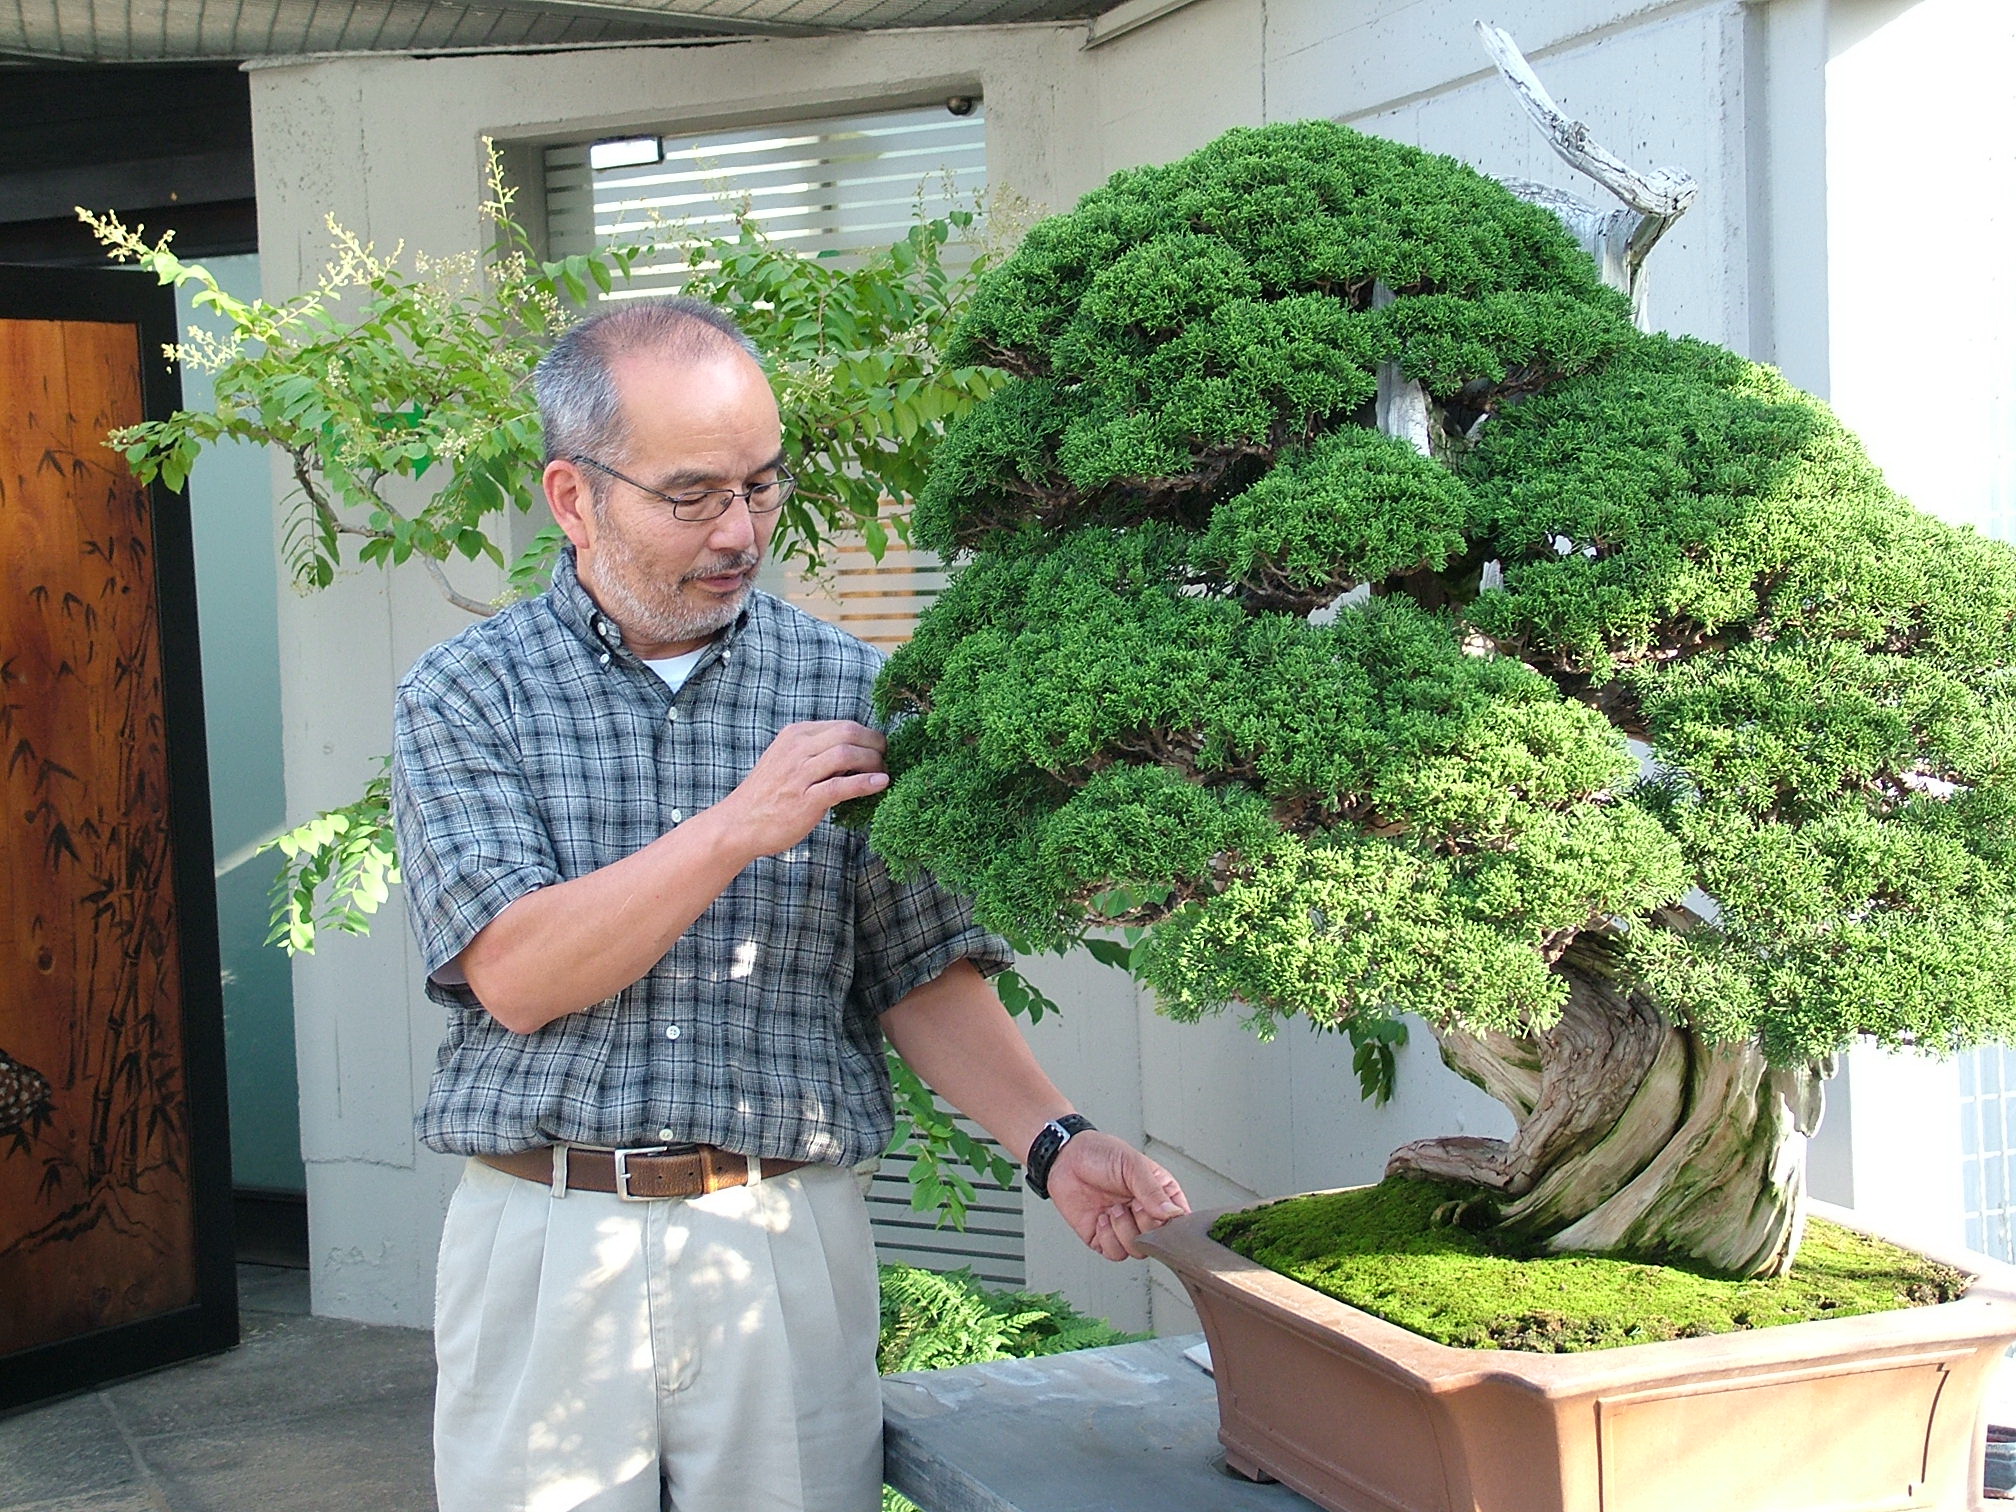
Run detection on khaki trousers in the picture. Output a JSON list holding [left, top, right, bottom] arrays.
[[433, 1156, 883, 1512]]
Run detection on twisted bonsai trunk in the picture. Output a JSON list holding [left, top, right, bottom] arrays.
[[1385, 940, 1826, 1278]]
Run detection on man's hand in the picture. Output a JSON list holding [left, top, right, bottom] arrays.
[[1044, 1131, 1190, 1261], [716, 721, 889, 857]]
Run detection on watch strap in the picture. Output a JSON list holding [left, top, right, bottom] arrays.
[[1024, 1113, 1095, 1200]]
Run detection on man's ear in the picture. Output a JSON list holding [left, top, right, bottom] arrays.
[[544, 458, 595, 551]]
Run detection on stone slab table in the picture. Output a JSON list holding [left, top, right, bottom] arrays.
[[881, 1333, 1320, 1512]]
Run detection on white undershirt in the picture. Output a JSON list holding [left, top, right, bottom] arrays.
[[643, 647, 708, 693]]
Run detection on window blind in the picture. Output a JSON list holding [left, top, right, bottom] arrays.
[[542, 103, 986, 296]]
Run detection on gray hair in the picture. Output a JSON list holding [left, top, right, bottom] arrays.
[[532, 297, 761, 474]]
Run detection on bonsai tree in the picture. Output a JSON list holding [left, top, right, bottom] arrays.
[[865, 97, 2016, 1279]]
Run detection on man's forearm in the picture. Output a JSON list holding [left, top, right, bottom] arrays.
[[456, 805, 754, 1033], [884, 958, 1191, 1262], [879, 959, 1072, 1163]]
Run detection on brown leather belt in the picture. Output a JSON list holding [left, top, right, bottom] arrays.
[[477, 1144, 809, 1201]]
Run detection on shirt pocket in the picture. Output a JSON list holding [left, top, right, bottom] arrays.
[[725, 822, 853, 985]]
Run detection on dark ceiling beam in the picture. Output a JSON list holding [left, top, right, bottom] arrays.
[[0, 199, 257, 265], [1, 148, 255, 224], [3, 64, 250, 170]]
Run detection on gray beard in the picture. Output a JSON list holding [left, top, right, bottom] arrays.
[[585, 531, 758, 649]]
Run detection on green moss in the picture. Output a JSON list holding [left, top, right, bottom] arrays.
[[1211, 1180, 1970, 1352]]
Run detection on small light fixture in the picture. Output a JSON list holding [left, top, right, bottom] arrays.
[[589, 135, 664, 171]]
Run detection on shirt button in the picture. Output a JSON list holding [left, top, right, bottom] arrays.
[[658, 1127, 676, 1142], [664, 1024, 681, 1041], [598, 652, 611, 666], [669, 809, 684, 824], [666, 707, 679, 722]]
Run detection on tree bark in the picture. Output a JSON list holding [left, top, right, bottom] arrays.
[[1371, 280, 1435, 457], [1477, 20, 1699, 329], [1385, 941, 1826, 1278]]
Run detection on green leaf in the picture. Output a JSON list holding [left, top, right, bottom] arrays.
[[258, 763, 398, 955], [1080, 937, 1134, 970]]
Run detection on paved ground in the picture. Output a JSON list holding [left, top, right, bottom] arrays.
[[9, 1265, 2016, 1511], [0, 1266, 437, 1512]]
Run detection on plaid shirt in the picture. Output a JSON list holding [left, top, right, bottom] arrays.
[[394, 548, 1011, 1164]]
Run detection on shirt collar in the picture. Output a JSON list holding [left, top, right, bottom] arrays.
[[548, 545, 755, 667]]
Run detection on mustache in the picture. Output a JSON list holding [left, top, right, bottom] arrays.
[[680, 551, 760, 584]]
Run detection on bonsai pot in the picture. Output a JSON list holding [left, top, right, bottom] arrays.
[[1136, 1196, 2016, 1512]]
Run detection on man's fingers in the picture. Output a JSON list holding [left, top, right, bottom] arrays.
[[774, 719, 886, 756], [811, 769, 890, 804], [1124, 1159, 1189, 1222], [780, 731, 887, 792], [1106, 1203, 1146, 1258], [1145, 1173, 1190, 1220]]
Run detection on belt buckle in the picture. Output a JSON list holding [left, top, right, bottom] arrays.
[[611, 1144, 671, 1201]]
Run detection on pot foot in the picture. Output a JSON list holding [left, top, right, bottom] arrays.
[[1219, 1447, 1278, 1484]]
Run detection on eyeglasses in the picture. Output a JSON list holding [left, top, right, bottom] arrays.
[[572, 454, 797, 522]]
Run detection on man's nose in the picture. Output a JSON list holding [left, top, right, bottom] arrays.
[[707, 495, 759, 552]]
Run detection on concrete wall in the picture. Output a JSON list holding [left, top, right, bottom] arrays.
[[247, 0, 2010, 1330]]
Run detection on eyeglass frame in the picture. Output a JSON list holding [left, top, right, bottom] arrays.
[[570, 454, 797, 523]]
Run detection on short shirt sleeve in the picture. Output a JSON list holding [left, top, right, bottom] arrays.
[[849, 842, 1014, 1017], [392, 666, 561, 982]]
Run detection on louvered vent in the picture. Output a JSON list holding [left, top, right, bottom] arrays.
[[545, 104, 1020, 1285], [867, 1129, 1026, 1287], [542, 104, 986, 294], [784, 538, 950, 651]]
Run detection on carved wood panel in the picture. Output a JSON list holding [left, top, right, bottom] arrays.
[[0, 277, 232, 1397]]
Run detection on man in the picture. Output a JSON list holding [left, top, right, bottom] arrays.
[[393, 296, 1189, 1512]]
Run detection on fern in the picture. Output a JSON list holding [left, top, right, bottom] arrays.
[[876, 1263, 1143, 1510], [877, 1262, 1142, 1374]]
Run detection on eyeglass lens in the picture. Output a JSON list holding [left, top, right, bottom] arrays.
[[675, 477, 793, 521]]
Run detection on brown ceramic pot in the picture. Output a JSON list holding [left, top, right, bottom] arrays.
[[1136, 1196, 2016, 1512]]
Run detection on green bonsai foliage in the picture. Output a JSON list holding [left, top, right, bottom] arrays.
[[869, 120, 2016, 1240]]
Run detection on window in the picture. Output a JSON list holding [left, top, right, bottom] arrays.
[[543, 103, 985, 295]]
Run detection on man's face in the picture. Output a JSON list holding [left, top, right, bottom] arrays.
[[560, 346, 784, 659]]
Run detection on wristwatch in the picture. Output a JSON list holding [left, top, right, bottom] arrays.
[[1023, 1114, 1095, 1200]]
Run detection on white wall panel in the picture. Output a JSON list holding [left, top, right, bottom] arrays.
[[1826, 0, 2016, 539]]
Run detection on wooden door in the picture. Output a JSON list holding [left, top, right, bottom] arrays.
[[0, 265, 234, 1410]]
